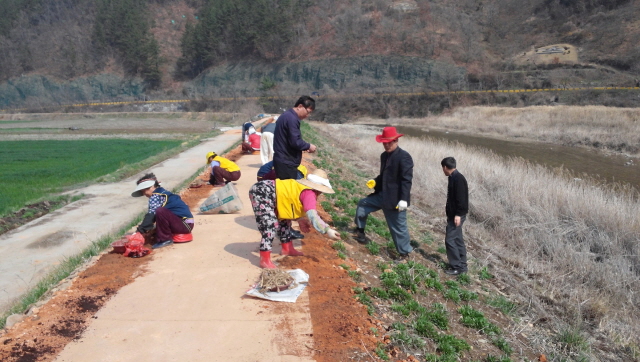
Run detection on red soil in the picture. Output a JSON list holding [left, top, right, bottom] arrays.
[[0, 145, 381, 362]]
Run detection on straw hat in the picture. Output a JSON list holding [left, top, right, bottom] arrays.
[[131, 178, 157, 197], [297, 169, 334, 194], [375, 126, 404, 143]]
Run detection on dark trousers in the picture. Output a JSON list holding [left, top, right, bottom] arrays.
[[210, 167, 241, 185], [274, 161, 300, 180], [155, 207, 193, 242], [355, 193, 412, 255], [258, 169, 304, 182], [241, 142, 257, 153], [445, 216, 467, 272]]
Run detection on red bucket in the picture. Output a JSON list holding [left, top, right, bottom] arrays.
[[111, 239, 127, 254], [173, 233, 193, 243]]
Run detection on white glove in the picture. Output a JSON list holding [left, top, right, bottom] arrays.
[[396, 200, 408, 211], [326, 228, 340, 239]]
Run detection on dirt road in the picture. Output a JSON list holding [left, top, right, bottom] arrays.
[[53, 152, 316, 362]]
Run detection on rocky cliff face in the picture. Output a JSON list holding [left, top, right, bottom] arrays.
[[0, 74, 144, 110], [186, 55, 461, 98], [1, 56, 461, 111]]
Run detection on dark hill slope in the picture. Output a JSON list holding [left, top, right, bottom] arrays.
[[0, 0, 638, 110]]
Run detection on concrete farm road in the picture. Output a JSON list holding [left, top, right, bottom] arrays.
[[0, 120, 262, 313], [53, 140, 314, 362]]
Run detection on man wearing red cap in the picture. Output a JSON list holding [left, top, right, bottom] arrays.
[[354, 127, 414, 259]]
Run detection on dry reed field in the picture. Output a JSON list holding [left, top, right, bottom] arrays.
[[363, 106, 640, 156], [325, 124, 640, 359]]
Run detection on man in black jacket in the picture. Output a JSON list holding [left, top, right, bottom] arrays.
[[273, 96, 317, 180], [441, 157, 469, 275], [354, 127, 414, 258]]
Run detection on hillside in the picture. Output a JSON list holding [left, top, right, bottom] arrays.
[[0, 0, 639, 111]]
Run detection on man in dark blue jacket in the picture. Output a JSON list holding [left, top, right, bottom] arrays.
[[354, 127, 414, 259], [441, 157, 469, 275], [273, 96, 317, 179]]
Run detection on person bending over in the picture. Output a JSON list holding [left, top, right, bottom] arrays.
[[242, 132, 261, 154], [260, 118, 277, 164], [131, 173, 194, 249], [256, 161, 307, 240], [256, 160, 307, 181], [206, 151, 241, 187], [249, 169, 340, 268]]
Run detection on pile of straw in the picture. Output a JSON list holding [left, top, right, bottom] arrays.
[[258, 269, 295, 293]]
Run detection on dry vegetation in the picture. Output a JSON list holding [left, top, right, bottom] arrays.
[[362, 105, 640, 156], [323, 123, 640, 360], [0, 111, 243, 141], [3, 0, 640, 94]]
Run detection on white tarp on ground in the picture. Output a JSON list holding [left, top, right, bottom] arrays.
[[199, 183, 243, 214], [245, 269, 309, 303]]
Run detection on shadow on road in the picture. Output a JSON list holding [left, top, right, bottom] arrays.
[[234, 215, 258, 231], [224, 241, 260, 267]]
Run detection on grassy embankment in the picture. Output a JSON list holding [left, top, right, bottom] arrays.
[[361, 105, 640, 156], [310, 121, 639, 361], [303, 122, 533, 362]]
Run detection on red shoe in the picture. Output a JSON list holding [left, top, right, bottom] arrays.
[[259, 251, 277, 269], [281, 242, 304, 256]]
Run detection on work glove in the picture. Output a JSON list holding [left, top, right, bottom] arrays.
[[396, 200, 408, 211], [366, 179, 376, 189], [326, 228, 340, 240]]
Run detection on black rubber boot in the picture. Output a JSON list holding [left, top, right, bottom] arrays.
[[291, 229, 305, 240], [354, 229, 371, 245]]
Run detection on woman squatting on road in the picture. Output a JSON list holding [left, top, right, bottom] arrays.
[[249, 169, 340, 268], [206, 151, 241, 187], [131, 173, 194, 249]]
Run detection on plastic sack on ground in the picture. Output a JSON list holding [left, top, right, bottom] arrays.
[[123, 232, 151, 258], [200, 183, 243, 214], [245, 269, 309, 303]]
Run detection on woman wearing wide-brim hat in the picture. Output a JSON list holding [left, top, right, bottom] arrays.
[[131, 172, 194, 249], [249, 169, 340, 268]]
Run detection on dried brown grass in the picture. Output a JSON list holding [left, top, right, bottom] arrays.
[[366, 105, 640, 156], [323, 123, 640, 357]]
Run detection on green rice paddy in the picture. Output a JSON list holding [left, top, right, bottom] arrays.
[[0, 139, 182, 216]]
